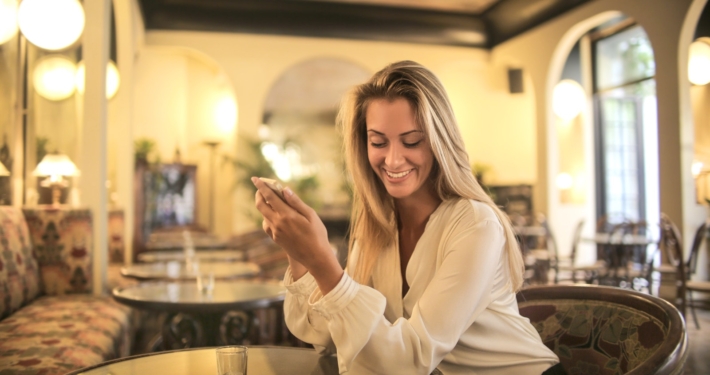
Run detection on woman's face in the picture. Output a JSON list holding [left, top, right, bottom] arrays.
[[366, 98, 435, 201]]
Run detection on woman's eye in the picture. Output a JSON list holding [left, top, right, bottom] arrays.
[[403, 140, 422, 148], [370, 142, 386, 148]]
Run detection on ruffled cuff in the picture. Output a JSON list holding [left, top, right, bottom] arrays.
[[283, 266, 318, 297], [307, 273, 387, 372]]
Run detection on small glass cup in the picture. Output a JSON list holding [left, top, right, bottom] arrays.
[[197, 271, 215, 296], [216, 346, 248, 375]]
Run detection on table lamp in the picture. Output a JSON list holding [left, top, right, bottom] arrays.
[[33, 153, 79, 206]]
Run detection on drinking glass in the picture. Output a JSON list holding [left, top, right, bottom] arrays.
[[216, 346, 248, 375], [197, 271, 215, 296]]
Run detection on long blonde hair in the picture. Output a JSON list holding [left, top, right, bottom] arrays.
[[338, 60, 525, 292]]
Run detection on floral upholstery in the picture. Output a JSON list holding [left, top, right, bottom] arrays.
[[108, 209, 125, 264], [23, 208, 93, 295], [0, 207, 40, 320], [519, 299, 667, 375], [0, 294, 132, 375]]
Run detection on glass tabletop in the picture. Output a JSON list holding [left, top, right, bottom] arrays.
[[112, 280, 286, 313], [68, 346, 338, 375], [121, 261, 260, 281]]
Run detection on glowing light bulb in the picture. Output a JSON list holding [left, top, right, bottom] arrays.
[[18, 0, 84, 51], [214, 95, 237, 134], [0, 0, 18, 45], [556, 173, 573, 190], [689, 40, 710, 86], [32, 55, 76, 101], [552, 79, 585, 121], [75, 60, 121, 99]]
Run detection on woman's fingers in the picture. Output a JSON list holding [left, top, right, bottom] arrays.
[[262, 219, 274, 239], [252, 177, 292, 218], [281, 186, 314, 220]]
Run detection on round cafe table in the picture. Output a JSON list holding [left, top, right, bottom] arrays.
[[120, 261, 260, 281], [113, 280, 286, 349], [137, 249, 246, 263], [66, 346, 339, 375]]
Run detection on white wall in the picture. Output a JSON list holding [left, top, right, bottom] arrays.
[[136, 31, 538, 234]]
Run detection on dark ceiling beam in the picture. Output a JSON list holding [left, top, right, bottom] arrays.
[[139, 0, 488, 48], [483, 0, 592, 47]]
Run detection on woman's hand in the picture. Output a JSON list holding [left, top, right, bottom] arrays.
[[252, 177, 343, 294]]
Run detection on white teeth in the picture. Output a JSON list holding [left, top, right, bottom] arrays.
[[386, 169, 412, 178]]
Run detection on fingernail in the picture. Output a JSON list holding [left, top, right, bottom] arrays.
[[284, 187, 294, 197]]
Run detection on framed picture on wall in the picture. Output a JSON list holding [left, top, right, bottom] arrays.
[[133, 163, 198, 259]]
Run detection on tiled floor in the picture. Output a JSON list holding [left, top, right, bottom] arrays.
[[683, 307, 710, 375]]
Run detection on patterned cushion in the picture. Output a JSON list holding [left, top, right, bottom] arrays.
[[519, 299, 668, 375], [0, 294, 132, 375], [108, 210, 125, 264], [23, 208, 93, 295], [0, 207, 40, 320]]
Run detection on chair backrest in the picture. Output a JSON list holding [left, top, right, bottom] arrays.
[[659, 214, 687, 315], [568, 219, 585, 261], [686, 220, 709, 277], [517, 285, 687, 375]]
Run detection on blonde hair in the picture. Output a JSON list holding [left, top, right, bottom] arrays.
[[338, 60, 525, 292]]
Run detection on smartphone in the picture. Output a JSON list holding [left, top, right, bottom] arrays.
[[258, 177, 285, 200]]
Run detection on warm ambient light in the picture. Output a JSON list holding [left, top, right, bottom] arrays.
[[692, 160, 704, 178], [689, 39, 710, 86], [33, 55, 76, 101], [33, 153, 79, 206], [18, 0, 85, 51], [0, 0, 18, 45], [75, 60, 121, 99], [552, 79, 585, 121], [555, 173, 574, 190], [214, 95, 238, 134]]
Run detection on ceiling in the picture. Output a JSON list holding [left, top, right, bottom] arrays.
[[136, 0, 592, 48]]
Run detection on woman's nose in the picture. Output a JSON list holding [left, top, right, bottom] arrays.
[[385, 144, 404, 167]]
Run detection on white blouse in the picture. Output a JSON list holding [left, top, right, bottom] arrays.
[[283, 199, 559, 374]]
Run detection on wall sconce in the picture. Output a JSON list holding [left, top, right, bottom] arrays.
[[555, 172, 574, 190], [214, 93, 237, 134], [552, 79, 585, 121], [0, 0, 18, 45], [689, 39, 710, 86], [75, 60, 121, 99], [32, 55, 77, 101], [17, 0, 85, 51], [33, 153, 79, 206]]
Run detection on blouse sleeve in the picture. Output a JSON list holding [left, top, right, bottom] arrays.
[[308, 219, 505, 374], [283, 266, 337, 352]]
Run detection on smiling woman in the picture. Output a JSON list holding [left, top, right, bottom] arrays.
[[252, 61, 562, 374]]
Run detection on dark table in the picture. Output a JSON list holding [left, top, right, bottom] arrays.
[[121, 261, 260, 281], [113, 280, 286, 349], [66, 346, 338, 375]]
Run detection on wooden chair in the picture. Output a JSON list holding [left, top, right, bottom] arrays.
[[663, 218, 710, 329], [685, 220, 710, 329], [518, 285, 687, 375], [552, 219, 607, 284]]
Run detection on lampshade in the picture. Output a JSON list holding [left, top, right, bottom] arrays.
[[17, 0, 84, 51], [32, 55, 76, 101], [33, 153, 79, 178], [0, 162, 9, 176], [552, 79, 586, 121], [75, 60, 121, 99], [0, 0, 18, 46], [689, 39, 710, 86]]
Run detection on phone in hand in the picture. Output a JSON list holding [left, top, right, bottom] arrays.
[[258, 177, 285, 200]]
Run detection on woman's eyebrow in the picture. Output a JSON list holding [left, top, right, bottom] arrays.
[[366, 130, 422, 136]]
